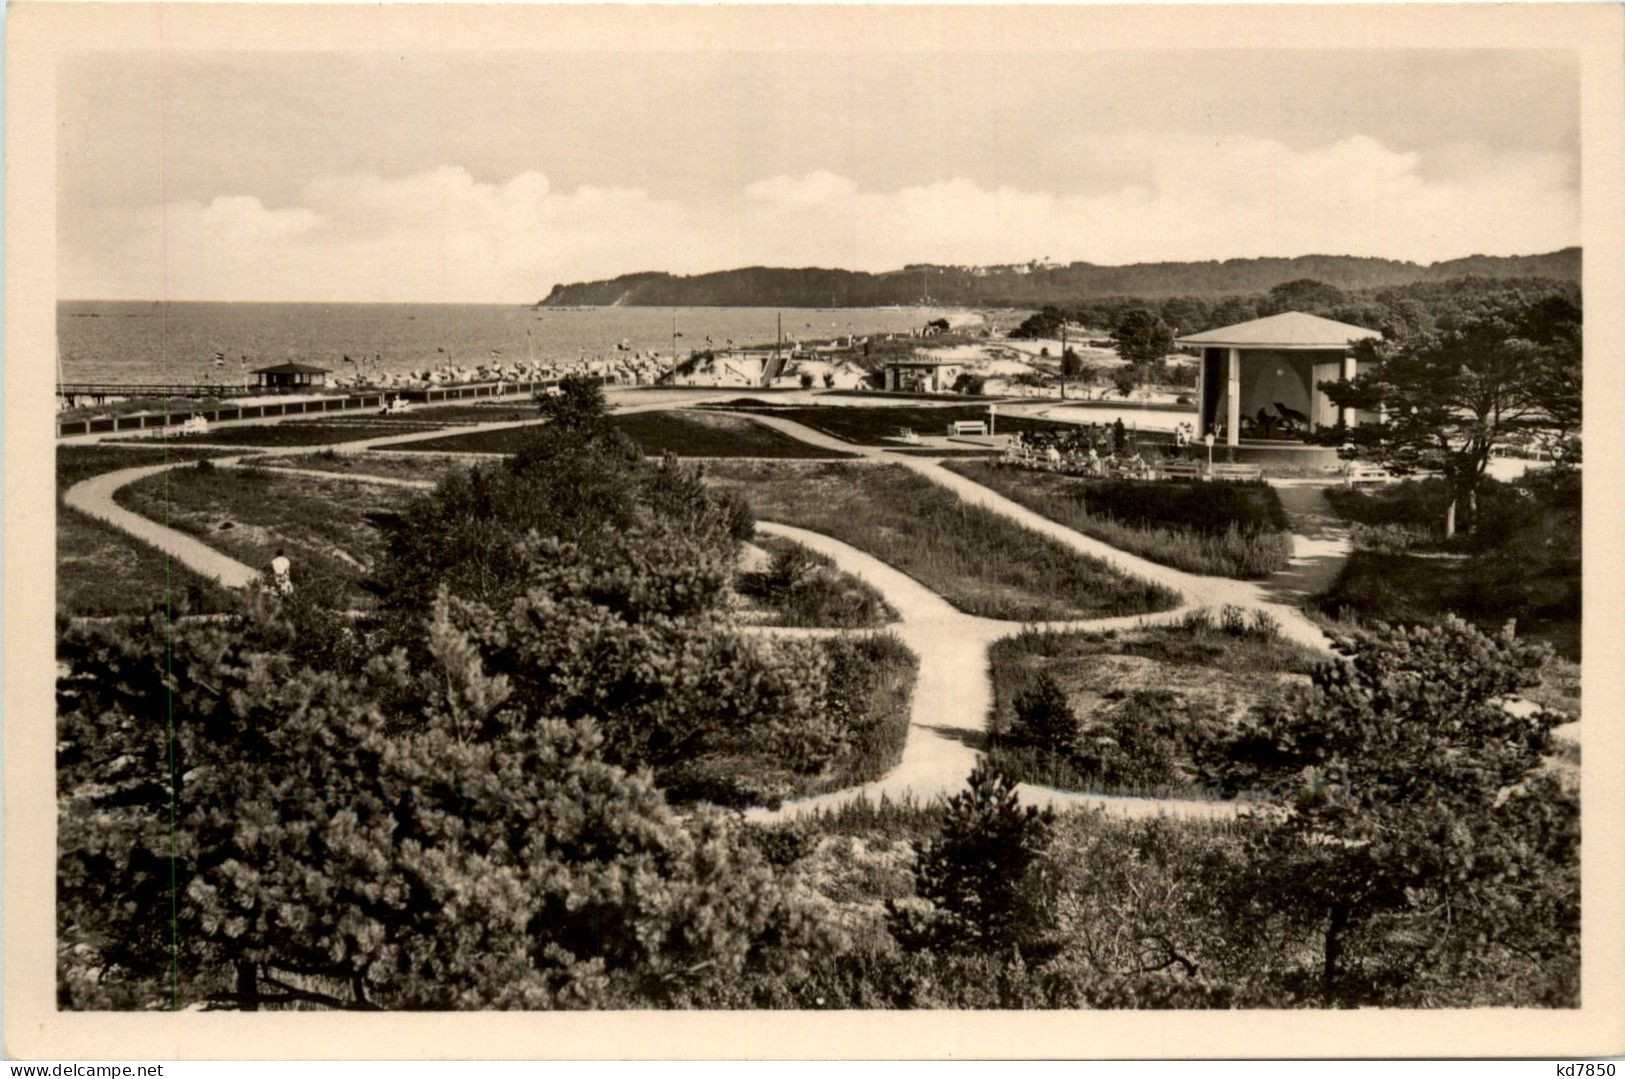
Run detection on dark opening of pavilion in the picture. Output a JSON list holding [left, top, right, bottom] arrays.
[[1176, 311, 1381, 463]]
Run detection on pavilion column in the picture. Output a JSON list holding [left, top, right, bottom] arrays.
[[1196, 350, 1209, 434], [1226, 347, 1241, 447], [1340, 352, 1356, 427]]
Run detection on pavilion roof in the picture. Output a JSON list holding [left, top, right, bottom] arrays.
[[252, 362, 331, 375], [1175, 311, 1381, 350]]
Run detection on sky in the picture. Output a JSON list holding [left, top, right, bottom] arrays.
[[58, 48, 1580, 303]]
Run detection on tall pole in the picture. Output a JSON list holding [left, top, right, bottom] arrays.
[[1059, 320, 1067, 400]]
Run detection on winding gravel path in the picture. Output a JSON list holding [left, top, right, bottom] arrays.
[[742, 522, 1235, 822], [61, 395, 1345, 820], [59, 390, 734, 587], [721, 411, 1338, 653]]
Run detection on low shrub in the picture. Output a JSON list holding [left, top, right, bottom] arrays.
[[812, 633, 919, 793], [1071, 689, 1229, 791], [661, 631, 918, 808], [944, 462, 1293, 579], [1009, 674, 1080, 755], [741, 539, 895, 628]]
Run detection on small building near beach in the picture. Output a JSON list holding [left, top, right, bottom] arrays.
[[252, 361, 331, 392], [883, 355, 963, 393], [1176, 311, 1381, 449]]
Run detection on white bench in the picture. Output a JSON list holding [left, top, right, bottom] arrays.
[[1210, 463, 1264, 483], [1159, 460, 1204, 481], [181, 416, 209, 435], [1343, 464, 1394, 486], [949, 420, 988, 437]]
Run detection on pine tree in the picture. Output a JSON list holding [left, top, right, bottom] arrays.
[[899, 762, 1056, 952], [1010, 674, 1079, 756]]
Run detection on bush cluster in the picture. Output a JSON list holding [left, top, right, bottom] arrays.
[[739, 541, 894, 628]]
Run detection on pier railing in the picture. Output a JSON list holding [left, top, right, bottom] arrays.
[[55, 376, 604, 438]]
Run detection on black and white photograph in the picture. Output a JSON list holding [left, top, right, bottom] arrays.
[[6, 0, 1624, 1062]]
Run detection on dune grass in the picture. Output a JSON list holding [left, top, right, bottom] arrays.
[[703, 461, 1177, 621], [985, 613, 1321, 799], [258, 449, 469, 485], [56, 447, 242, 618], [944, 460, 1294, 579], [112, 461, 422, 607], [739, 535, 896, 628], [709, 403, 1065, 445], [611, 410, 856, 458], [114, 422, 419, 447], [386, 410, 854, 458]]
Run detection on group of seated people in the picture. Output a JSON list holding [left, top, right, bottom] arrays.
[[1005, 426, 1160, 479], [1239, 401, 1313, 441]]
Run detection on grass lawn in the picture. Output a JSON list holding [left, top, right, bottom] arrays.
[[58, 510, 236, 619], [113, 463, 422, 606], [259, 450, 470, 485], [709, 403, 1068, 445], [57, 444, 247, 490], [612, 410, 856, 458], [735, 534, 897, 628], [986, 615, 1322, 799], [401, 402, 542, 423], [943, 461, 1294, 579], [113, 422, 425, 448], [387, 410, 856, 458], [57, 446, 242, 618], [702, 461, 1177, 621], [883, 448, 1004, 458]]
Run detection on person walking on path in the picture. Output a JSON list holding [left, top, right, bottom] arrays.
[[269, 548, 293, 596]]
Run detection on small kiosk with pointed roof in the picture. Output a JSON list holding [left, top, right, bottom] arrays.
[[1176, 311, 1382, 451]]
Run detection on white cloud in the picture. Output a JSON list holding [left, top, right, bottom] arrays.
[[60, 136, 1577, 302], [744, 171, 859, 207]]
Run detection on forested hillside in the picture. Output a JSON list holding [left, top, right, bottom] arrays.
[[538, 249, 1579, 308]]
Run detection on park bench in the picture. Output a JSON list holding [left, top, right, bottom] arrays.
[[1342, 464, 1394, 487], [1209, 463, 1264, 483], [1158, 459, 1204, 481], [896, 427, 922, 445], [949, 420, 989, 437], [180, 415, 210, 436]]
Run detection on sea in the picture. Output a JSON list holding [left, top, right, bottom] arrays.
[[57, 302, 973, 385]]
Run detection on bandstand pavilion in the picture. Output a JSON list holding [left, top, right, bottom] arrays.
[[1176, 311, 1381, 461]]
